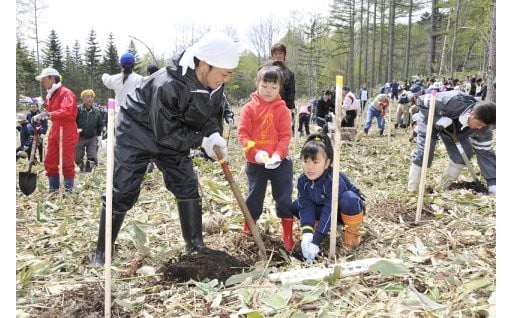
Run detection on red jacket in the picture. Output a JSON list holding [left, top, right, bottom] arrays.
[[44, 85, 79, 178], [46, 85, 78, 144], [238, 92, 291, 164]]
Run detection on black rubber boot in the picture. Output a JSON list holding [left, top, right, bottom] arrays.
[[88, 207, 126, 266], [177, 198, 206, 253]]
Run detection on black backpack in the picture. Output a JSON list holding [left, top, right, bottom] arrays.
[[399, 93, 409, 104]]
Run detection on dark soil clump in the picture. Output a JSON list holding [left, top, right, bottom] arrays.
[[160, 248, 251, 283], [447, 181, 487, 193]]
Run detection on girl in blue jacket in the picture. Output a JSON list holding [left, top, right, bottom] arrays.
[[291, 133, 366, 261]]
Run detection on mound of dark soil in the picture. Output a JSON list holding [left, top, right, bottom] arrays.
[[160, 248, 251, 283]]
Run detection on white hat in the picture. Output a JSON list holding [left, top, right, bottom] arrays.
[[16, 113, 26, 122], [179, 31, 239, 76], [35, 68, 60, 81]]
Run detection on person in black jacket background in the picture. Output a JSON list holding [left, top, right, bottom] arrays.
[[88, 31, 240, 266], [75, 89, 103, 172]]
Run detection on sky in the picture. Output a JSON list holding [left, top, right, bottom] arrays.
[[23, 0, 332, 59]]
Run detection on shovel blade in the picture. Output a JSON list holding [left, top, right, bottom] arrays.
[[19, 172, 37, 196]]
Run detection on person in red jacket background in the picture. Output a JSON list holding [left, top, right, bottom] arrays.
[[33, 68, 79, 192]]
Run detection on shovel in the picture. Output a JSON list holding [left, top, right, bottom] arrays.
[[443, 127, 485, 192], [19, 133, 39, 195], [213, 145, 268, 262]]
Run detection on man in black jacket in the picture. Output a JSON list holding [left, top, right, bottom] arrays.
[[271, 43, 296, 131], [88, 31, 240, 266]]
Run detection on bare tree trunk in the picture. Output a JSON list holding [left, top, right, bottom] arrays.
[[487, 0, 496, 102], [371, 0, 377, 88], [449, 0, 461, 77], [349, 0, 356, 90], [378, 0, 386, 84], [364, 0, 370, 85], [428, 0, 438, 75], [439, 10, 451, 76], [387, 0, 395, 82], [402, 0, 413, 79], [358, 0, 364, 87]]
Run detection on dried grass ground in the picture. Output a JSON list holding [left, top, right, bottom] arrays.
[[16, 101, 496, 317]]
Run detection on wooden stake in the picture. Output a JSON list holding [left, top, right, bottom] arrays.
[[415, 90, 437, 224], [59, 127, 63, 194], [329, 76, 344, 258], [104, 98, 116, 318]]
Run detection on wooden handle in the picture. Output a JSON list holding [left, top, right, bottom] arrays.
[[213, 146, 267, 262]]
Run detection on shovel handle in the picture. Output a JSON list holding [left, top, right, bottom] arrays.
[[213, 146, 268, 262], [26, 133, 39, 173], [443, 128, 482, 186]]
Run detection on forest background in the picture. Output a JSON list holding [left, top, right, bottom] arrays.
[[15, 0, 497, 106]]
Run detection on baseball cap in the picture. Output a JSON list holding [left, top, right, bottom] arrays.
[[119, 53, 135, 66], [35, 68, 60, 81]]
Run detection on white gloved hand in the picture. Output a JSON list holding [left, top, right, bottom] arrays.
[[32, 111, 49, 123], [201, 132, 227, 160], [254, 150, 269, 164], [302, 242, 320, 261], [488, 185, 496, 196], [435, 116, 453, 129], [97, 136, 103, 149], [301, 233, 317, 261], [265, 153, 282, 169]]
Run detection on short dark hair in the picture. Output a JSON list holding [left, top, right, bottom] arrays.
[[255, 65, 284, 87], [473, 101, 496, 126], [270, 43, 287, 56], [147, 64, 158, 75]]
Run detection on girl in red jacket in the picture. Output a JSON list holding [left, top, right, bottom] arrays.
[[237, 64, 295, 251]]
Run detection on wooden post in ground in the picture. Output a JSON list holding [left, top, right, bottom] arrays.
[[329, 75, 344, 258], [104, 98, 116, 318], [415, 90, 437, 224]]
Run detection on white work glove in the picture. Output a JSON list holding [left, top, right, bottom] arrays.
[[201, 132, 227, 160], [97, 136, 103, 149], [32, 111, 49, 123], [435, 117, 453, 130], [265, 153, 282, 169], [301, 233, 319, 261], [254, 150, 269, 164], [488, 185, 496, 196]]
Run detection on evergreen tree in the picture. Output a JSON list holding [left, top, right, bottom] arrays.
[[84, 29, 102, 90], [41, 30, 64, 71], [16, 41, 38, 98]]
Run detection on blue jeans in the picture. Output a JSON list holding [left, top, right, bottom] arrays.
[[364, 105, 385, 132]]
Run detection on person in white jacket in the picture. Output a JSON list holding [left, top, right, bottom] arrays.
[[101, 53, 143, 114]]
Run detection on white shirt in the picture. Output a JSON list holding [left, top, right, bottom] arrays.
[[343, 92, 358, 111], [102, 72, 143, 113]]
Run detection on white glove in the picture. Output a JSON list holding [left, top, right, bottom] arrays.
[[302, 243, 320, 261], [301, 233, 320, 261], [265, 153, 282, 169], [435, 117, 453, 129], [488, 185, 496, 195], [97, 136, 103, 149], [201, 132, 227, 160], [254, 150, 269, 164], [32, 112, 49, 122]]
